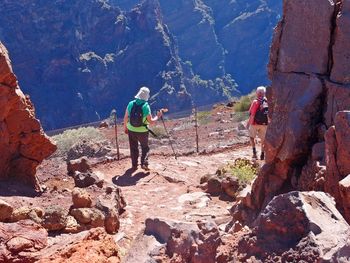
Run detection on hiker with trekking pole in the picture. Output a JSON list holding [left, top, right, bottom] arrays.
[[123, 87, 164, 171]]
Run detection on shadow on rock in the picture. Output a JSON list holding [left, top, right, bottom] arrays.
[[112, 168, 150, 187], [0, 179, 41, 197]]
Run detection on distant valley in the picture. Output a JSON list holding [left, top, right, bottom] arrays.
[[0, 0, 281, 129]]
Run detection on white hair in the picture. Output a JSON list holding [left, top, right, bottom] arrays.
[[256, 86, 266, 96]]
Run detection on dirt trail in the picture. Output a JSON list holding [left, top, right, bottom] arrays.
[[93, 144, 253, 255]]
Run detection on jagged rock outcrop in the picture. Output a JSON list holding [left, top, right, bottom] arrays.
[[237, 0, 350, 225], [38, 228, 121, 263], [0, 220, 48, 263], [124, 217, 221, 263], [0, 43, 56, 188], [238, 191, 350, 262]]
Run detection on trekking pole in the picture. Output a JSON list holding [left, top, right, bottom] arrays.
[[193, 107, 199, 153], [112, 109, 120, 160], [160, 109, 177, 160]]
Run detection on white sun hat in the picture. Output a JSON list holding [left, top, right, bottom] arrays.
[[135, 86, 150, 101]]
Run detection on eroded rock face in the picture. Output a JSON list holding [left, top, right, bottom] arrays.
[[144, 217, 221, 263], [238, 191, 350, 262], [243, 0, 350, 224], [37, 228, 120, 263], [0, 220, 48, 263], [0, 43, 56, 188]]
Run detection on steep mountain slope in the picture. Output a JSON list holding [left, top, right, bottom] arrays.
[[0, 0, 281, 129], [0, 0, 236, 129], [158, 0, 282, 93]]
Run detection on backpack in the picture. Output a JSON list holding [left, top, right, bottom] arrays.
[[254, 98, 268, 125], [130, 101, 145, 127]]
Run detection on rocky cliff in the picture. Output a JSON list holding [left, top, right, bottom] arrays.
[[0, 42, 56, 189], [236, 0, 350, 224], [0, 0, 281, 129], [162, 0, 281, 93]]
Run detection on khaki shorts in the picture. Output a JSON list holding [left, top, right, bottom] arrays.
[[249, 125, 267, 143]]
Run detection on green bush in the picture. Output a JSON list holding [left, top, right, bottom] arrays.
[[231, 111, 250, 122], [149, 125, 168, 139], [225, 158, 258, 184], [197, 110, 212, 125], [51, 127, 105, 158], [233, 91, 256, 112]]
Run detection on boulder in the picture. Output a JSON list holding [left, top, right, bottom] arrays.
[[0, 220, 48, 263], [94, 187, 125, 234], [239, 191, 350, 262], [72, 188, 92, 208], [64, 215, 83, 234], [67, 157, 92, 176], [67, 140, 112, 161], [221, 176, 240, 198], [73, 171, 104, 188], [42, 206, 68, 231], [207, 176, 222, 195], [0, 199, 13, 222], [37, 228, 120, 262], [105, 208, 120, 234], [0, 43, 56, 188], [70, 208, 105, 228], [10, 206, 44, 223], [95, 186, 126, 215], [144, 217, 221, 263]]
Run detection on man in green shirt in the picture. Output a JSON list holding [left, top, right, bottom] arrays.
[[123, 87, 162, 171]]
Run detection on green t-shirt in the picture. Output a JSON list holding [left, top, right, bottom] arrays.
[[127, 99, 151, 132]]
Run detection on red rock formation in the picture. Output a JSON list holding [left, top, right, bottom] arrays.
[[0, 220, 48, 263], [37, 228, 120, 263], [0, 42, 56, 189], [238, 192, 350, 262], [238, 0, 350, 223]]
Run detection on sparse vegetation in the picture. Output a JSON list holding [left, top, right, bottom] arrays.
[[225, 158, 258, 184], [51, 127, 105, 158], [231, 111, 250, 122], [197, 110, 212, 125], [233, 91, 256, 112], [150, 125, 168, 139]]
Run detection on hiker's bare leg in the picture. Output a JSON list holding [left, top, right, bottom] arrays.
[[250, 137, 257, 158]]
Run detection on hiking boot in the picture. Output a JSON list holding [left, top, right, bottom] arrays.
[[260, 152, 265, 160], [141, 164, 150, 171], [252, 147, 257, 159]]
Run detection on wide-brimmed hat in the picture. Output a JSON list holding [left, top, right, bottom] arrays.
[[135, 86, 150, 101]]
